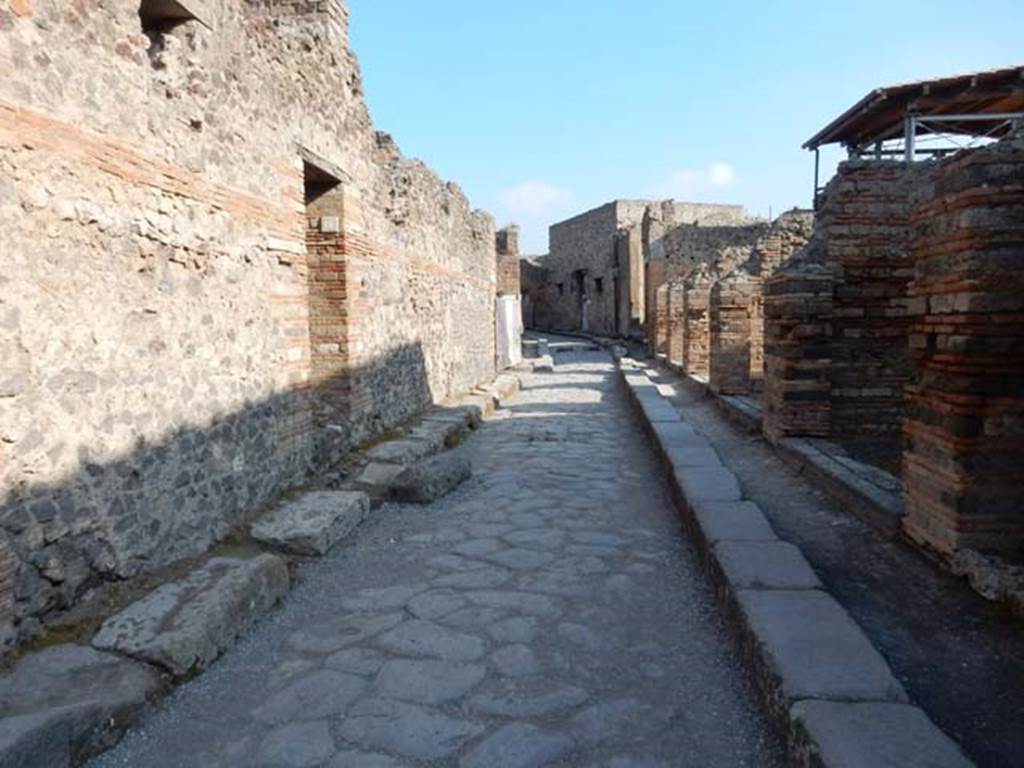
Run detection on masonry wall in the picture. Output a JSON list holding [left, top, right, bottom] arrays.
[[763, 162, 920, 447], [539, 199, 750, 337], [825, 162, 922, 442], [0, 0, 496, 646], [496, 225, 521, 297], [903, 134, 1024, 555], [546, 202, 620, 334]]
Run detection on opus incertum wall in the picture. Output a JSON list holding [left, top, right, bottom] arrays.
[[0, 0, 497, 648]]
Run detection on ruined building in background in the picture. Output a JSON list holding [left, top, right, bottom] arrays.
[[766, 66, 1024, 561], [525, 199, 751, 338], [0, 0, 505, 647]]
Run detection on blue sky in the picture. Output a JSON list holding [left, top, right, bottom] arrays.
[[348, 1, 1023, 253]]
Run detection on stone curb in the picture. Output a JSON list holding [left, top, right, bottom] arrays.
[[650, 355, 904, 539], [616, 357, 975, 768]]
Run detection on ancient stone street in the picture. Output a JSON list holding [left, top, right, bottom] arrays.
[[89, 343, 782, 768]]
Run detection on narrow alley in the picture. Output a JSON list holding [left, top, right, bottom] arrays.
[[90, 343, 783, 768]]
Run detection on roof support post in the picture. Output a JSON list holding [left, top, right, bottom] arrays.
[[904, 114, 917, 164]]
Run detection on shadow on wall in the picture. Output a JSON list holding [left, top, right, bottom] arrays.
[[0, 342, 434, 648]]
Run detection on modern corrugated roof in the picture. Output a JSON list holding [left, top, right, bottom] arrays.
[[803, 65, 1024, 151]]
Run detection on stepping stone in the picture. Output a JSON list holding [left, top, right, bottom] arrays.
[[0, 644, 163, 768], [409, 419, 467, 450], [715, 541, 822, 590], [92, 555, 289, 677], [691, 500, 777, 544], [365, 437, 439, 465], [391, 453, 472, 504], [374, 659, 486, 704], [286, 612, 404, 655], [251, 491, 369, 556], [791, 700, 974, 768], [256, 721, 334, 768], [460, 722, 574, 768], [375, 620, 485, 661], [423, 405, 479, 429], [356, 462, 408, 489], [736, 589, 908, 704], [254, 669, 366, 724], [339, 698, 484, 760]]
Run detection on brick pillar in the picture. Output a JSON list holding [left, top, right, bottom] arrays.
[[667, 281, 686, 367], [709, 273, 757, 395], [763, 268, 835, 441], [653, 283, 670, 357], [306, 220, 352, 465], [683, 273, 712, 380], [824, 161, 919, 441], [903, 138, 1024, 555]]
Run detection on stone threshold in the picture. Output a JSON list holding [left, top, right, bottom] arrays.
[[617, 356, 974, 768], [0, 371, 523, 768]]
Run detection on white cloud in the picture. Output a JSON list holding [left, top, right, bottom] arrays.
[[494, 179, 576, 254], [649, 162, 738, 200]]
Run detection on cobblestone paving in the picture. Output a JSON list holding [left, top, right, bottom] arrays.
[[91, 344, 782, 767]]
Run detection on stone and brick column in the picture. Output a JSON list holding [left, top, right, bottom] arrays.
[[903, 137, 1024, 555], [710, 273, 761, 395], [683, 270, 713, 380], [763, 266, 835, 441], [667, 281, 686, 367], [653, 283, 670, 357]]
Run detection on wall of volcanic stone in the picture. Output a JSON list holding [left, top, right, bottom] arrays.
[[0, 0, 496, 646]]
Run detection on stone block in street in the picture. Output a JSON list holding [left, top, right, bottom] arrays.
[[365, 437, 441, 465], [0, 644, 163, 767], [692, 500, 777, 544], [92, 555, 289, 677], [736, 589, 908, 705], [790, 700, 974, 768], [391, 452, 472, 504], [715, 541, 822, 590], [251, 490, 370, 556]]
